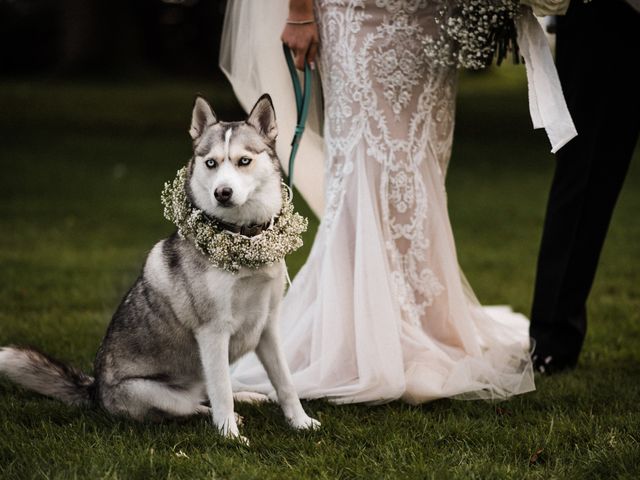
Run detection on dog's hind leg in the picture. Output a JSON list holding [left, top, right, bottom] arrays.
[[233, 391, 269, 404], [104, 379, 203, 421]]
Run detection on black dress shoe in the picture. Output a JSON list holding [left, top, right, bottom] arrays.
[[531, 352, 577, 375]]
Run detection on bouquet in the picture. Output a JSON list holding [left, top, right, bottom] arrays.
[[424, 0, 572, 70]]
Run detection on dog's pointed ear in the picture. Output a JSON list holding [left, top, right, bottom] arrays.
[[246, 94, 277, 141], [190, 95, 217, 140]]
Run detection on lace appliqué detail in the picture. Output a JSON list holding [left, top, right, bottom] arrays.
[[375, 0, 429, 14], [372, 13, 427, 116], [318, 0, 453, 326]]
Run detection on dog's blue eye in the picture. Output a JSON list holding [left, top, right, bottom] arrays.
[[205, 158, 217, 168], [239, 157, 252, 167]]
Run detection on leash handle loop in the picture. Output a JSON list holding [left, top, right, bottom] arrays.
[[283, 44, 312, 190]]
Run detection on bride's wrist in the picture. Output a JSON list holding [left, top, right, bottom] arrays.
[[286, 19, 315, 25], [288, 0, 314, 21]]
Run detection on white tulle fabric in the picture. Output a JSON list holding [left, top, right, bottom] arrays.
[[222, 0, 535, 404]]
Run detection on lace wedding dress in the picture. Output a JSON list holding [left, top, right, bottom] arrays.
[[223, 0, 535, 404]]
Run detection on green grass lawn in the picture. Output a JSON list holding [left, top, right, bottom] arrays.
[[0, 68, 639, 479]]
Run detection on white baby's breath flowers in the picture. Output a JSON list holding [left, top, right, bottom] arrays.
[[424, 0, 592, 69], [161, 167, 308, 273], [424, 0, 522, 71]]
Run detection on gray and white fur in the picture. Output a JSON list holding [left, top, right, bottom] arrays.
[[0, 94, 319, 443]]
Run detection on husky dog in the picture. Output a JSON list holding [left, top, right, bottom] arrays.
[[0, 94, 319, 442]]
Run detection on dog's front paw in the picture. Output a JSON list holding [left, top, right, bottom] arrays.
[[215, 414, 248, 445], [220, 430, 250, 446], [234, 434, 250, 446], [220, 427, 250, 446], [288, 414, 321, 430]]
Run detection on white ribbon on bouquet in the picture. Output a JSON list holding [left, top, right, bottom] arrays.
[[516, 8, 577, 153]]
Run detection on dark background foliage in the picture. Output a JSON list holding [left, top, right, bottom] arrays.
[[0, 0, 228, 79]]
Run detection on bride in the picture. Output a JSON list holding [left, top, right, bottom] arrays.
[[220, 0, 538, 404]]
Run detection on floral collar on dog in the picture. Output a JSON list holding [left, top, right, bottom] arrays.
[[161, 167, 308, 273]]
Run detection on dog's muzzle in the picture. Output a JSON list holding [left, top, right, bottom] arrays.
[[214, 187, 233, 206]]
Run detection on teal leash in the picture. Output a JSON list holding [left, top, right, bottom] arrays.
[[283, 44, 312, 190]]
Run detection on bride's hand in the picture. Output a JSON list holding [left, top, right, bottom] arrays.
[[281, 0, 319, 71]]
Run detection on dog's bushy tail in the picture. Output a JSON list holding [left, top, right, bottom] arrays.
[[0, 346, 94, 406]]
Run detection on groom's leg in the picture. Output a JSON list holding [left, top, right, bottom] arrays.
[[530, 0, 640, 370]]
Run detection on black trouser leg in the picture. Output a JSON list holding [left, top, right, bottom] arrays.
[[530, 0, 640, 366]]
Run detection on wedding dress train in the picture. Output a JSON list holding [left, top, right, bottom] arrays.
[[223, 0, 535, 404]]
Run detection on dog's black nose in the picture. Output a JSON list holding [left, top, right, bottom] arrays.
[[214, 187, 233, 204]]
